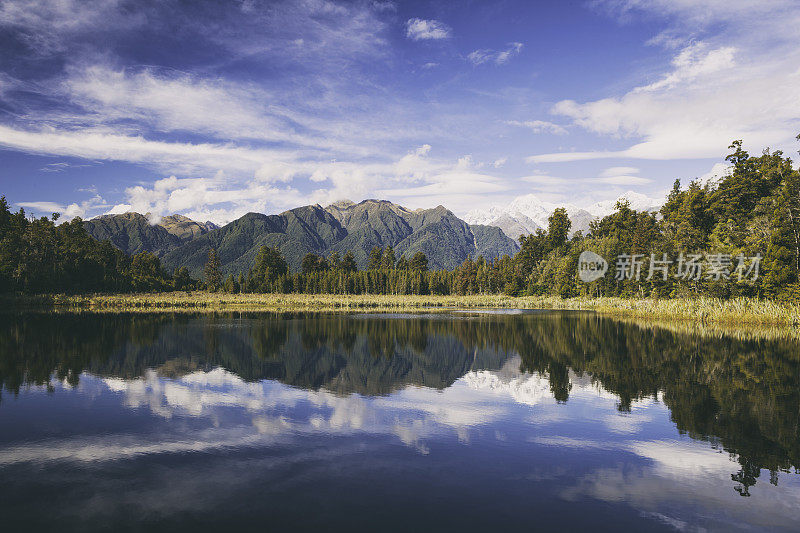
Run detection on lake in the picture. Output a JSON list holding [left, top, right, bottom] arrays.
[[0, 311, 798, 531]]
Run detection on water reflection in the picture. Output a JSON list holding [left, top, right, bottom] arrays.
[[1, 311, 799, 531]]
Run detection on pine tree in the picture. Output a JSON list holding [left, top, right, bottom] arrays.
[[368, 247, 383, 270], [410, 252, 428, 272], [253, 246, 287, 291], [223, 273, 237, 293], [341, 251, 358, 272], [382, 246, 396, 269], [173, 266, 192, 291], [547, 207, 571, 251], [204, 247, 222, 292]]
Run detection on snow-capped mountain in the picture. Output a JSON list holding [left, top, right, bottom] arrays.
[[586, 190, 663, 219], [464, 191, 664, 240]]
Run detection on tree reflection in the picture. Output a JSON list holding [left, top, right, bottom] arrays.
[[0, 311, 798, 495]]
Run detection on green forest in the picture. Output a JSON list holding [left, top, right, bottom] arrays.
[[1, 137, 799, 299]]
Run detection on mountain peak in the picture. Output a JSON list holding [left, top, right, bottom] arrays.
[[93, 211, 149, 223], [327, 199, 355, 209], [161, 214, 192, 223]]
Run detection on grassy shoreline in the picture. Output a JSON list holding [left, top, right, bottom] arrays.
[[4, 292, 800, 326]]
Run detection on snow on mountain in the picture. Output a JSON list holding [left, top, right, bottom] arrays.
[[465, 194, 592, 239], [464, 191, 664, 240], [586, 190, 663, 219], [507, 194, 576, 228], [462, 205, 511, 227]]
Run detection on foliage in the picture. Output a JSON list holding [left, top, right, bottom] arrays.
[[0, 198, 176, 294], [204, 248, 222, 292]]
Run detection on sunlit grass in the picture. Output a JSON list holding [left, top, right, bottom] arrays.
[[7, 292, 800, 327]]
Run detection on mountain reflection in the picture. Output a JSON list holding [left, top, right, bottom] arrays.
[[1, 311, 798, 496]]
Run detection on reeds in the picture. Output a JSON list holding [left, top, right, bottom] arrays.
[[5, 292, 800, 327]]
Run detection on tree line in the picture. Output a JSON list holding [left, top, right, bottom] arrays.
[[204, 242, 445, 295], [0, 199, 197, 294], [2, 137, 799, 299]]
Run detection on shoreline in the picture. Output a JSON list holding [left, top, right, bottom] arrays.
[[3, 292, 800, 327]]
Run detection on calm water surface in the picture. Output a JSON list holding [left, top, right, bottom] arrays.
[[0, 311, 798, 531]]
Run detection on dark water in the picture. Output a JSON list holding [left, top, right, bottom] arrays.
[[1, 311, 799, 532]]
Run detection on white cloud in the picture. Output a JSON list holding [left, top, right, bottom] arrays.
[[596, 0, 800, 32], [0, 124, 299, 178], [371, 1, 397, 12], [113, 175, 307, 225], [467, 42, 523, 65], [596, 175, 651, 185], [64, 66, 299, 145], [595, 166, 650, 185], [17, 194, 109, 221], [52, 64, 407, 159], [0, 0, 144, 54], [506, 119, 567, 135], [636, 42, 735, 92], [50, 143, 516, 224], [493, 157, 507, 168], [599, 166, 639, 177], [697, 162, 732, 186], [405, 18, 450, 41], [517, 167, 650, 187], [16, 201, 63, 213], [39, 162, 70, 172], [529, 1, 800, 163]]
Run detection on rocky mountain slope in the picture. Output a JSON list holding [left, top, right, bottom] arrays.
[[158, 215, 218, 242]]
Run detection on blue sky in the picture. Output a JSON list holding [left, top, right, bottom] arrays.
[[0, 0, 799, 223]]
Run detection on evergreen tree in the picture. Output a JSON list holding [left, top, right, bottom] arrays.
[[329, 251, 341, 270], [252, 246, 288, 291], [368, 247, 383, 270], [547, 207, 571, 251], [410, 252, 428, 272], [382, 246, 396, 269], [340, 251, 358, 272], [223, 273, 238, 293], [204, 248, 222, 292], [173, 266, 192, 291]]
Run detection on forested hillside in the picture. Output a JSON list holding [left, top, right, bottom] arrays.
[[0, 203, 175, 293], [515, 139, 800, 300], [83, 212, 182, 257]]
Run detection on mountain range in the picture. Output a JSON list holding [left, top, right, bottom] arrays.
[[84, 199, 520, 278], [464, 191, 663, 240]]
